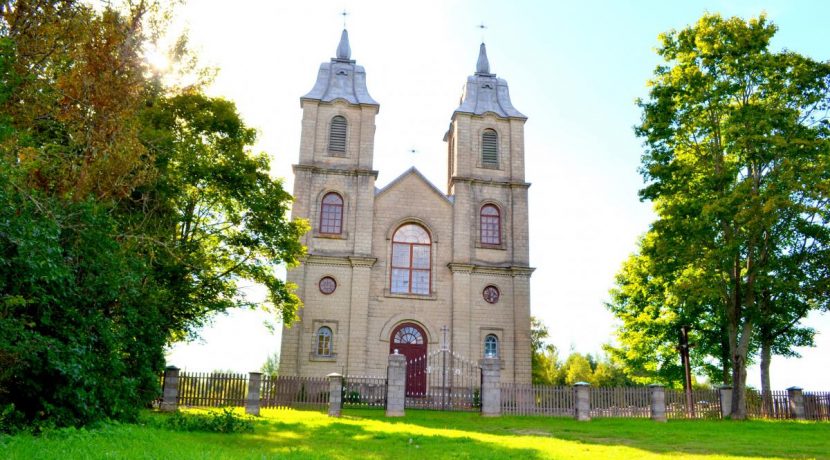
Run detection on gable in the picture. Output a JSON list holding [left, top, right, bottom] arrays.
[[375, 167, 452, 206]]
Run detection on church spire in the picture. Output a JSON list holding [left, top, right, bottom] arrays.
[[336, 29, 351, 61], [475, 42, 491, 75]]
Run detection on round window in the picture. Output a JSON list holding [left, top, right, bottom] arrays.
[[483, 285, 500, 304], [319, 276, 337, 295]]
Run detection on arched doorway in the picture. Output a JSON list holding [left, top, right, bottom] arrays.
[[390, 323, 427, 396]]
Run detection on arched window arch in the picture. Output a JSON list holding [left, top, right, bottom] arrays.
[[480, 204, 501, 245], [390, 224, 431, 295], [484, 334, 499, 358], [329, 116, 347, 154], [319, 192, 343, 234], [316, 327, 332, 356], [481, 129, 498, 167]]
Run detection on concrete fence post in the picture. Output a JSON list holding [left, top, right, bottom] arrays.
[[479, 357, 501, 417], [245, 372, 262, 416], [160, 366, 180, 412], [649, 384, 667, 422], [386, 351, 407, 417], [718, 386, 733, 419], [327, 373, 344, 417], [573, 382, 591, 421], [787, 387, 805, 420]]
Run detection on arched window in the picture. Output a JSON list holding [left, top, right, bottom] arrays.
[[316, 327, 332, 356], [480, 204, 501, 245], [484, 334, 499, 358], [329, 116, 347, 154], [393, 325, 424, 345], [481, 129, 498, 167], [319, 192, 343, 234], [390, 224, 431, 295]]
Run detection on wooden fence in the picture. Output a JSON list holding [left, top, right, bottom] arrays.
[[343, 375, 387, 408], [745, 390, 790, 419], [165, 370, 830, 421], [500, 384, 573, 416], [804, 391, 830, 421], [591, 386, 651, 418], [177, 371, 248, 407], [665, 389, 721, 419], [260, 375, 328, 409]]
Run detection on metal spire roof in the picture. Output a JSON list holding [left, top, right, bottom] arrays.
[[453, 42, 525, 119], [336, 29, 351, 60], [475, 42, 491, 75], [301, 29, 378, 107]]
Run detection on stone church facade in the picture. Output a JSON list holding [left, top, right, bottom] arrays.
[[279, 30, 533, 384]]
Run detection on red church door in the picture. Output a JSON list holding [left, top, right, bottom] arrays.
[[390, 323, 427, 397]]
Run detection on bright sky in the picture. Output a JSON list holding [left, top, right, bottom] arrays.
[[166, 0, 830, 390]]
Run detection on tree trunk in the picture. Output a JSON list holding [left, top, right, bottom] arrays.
[[760, 338, 772, 416]]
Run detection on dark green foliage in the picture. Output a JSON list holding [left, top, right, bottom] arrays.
[[0, 166, 167, 429], [148, 408, 253, 434], [0, 2, 305, 431]]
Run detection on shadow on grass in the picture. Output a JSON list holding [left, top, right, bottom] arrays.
[[344, 408, 830, 459]]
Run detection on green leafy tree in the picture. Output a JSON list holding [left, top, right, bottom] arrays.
[[634, 13, 830, 418], [261, 352, 280, 377], [0, 1, 305, 430], [563, 353, 593, 385]]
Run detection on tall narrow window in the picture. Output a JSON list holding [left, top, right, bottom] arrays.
[[390, 224, 431, 295], [480, 204, 501, 245], [484, 334, 499, 358], [329, 116, 347, 154], [481, 129, 498, 167], [316, 327, 332, 356], [319, 192, 343, 234]]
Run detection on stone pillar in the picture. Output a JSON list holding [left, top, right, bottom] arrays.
[[160, 366, 180, 412], [479, 357, 501, 417], [649, 384, 667, 422], [718, 386, 733, 419], [787, 387, 805, 420], [573, 382, 591, 422], [386, 352, 406, 417], [327, 373, 344, 417], [245, 372, 262, 416]]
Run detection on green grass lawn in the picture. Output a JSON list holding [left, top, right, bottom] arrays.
[[2, 408, 828, 459]]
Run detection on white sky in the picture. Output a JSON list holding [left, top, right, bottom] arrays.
[[166, 0, 830, 390]]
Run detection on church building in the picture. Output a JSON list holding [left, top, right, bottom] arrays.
[[279, 30, 534, 385]]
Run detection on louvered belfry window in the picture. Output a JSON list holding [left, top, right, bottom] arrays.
[[481, 129, 498, 167], [329, 116, 347, 154]]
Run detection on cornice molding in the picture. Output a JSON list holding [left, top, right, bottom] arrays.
[[447, 263, 535, 277], [450, 176, 531, 189], [293, 164, 379, 178]]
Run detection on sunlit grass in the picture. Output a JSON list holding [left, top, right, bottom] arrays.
[[2, 407, 828, 459]]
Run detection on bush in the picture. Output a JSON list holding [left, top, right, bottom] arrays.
[[151, 408, 254, 434]]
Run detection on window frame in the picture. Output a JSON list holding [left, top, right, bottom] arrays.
[[389, 224, 432, 295], [480, 204, 502, 246], [316, 326, 333, 357], [484, 334, 499, 358], [319, 192, 344, 235]]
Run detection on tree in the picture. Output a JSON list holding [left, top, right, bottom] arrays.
[[0, 1, 305, 430], [261, 352, 280, 378], [635, 13, 830, 418], [606, 234, 733, 387]]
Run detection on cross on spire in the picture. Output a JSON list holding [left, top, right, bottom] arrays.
[[477, 22, 487, 42], [341, 10, 349, 29]]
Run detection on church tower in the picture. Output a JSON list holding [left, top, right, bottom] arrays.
[[279, 30, 379, 376], [445, 43, 533, 383]]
